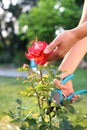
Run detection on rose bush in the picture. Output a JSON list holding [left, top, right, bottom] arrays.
[[7, 39, 87, 130], [7, 64, 87, 130]]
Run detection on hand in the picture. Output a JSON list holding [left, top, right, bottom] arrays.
[[53, 79, 80, 102], [44, 29, 78, 61]]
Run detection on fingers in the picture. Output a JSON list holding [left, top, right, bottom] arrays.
[[44, 39, 63, 54], [54, 79, 66, 90], [46, 50, 60, 61], [71, 95, 80, 102], [54, 79, 61, 89], [46, 47, 64, 62]]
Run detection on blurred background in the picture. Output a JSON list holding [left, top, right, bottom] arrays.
[[0, 0, 85, 67]]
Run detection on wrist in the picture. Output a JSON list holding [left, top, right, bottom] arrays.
[[71, 22, 87, 41], [70, 28, 81, 42]]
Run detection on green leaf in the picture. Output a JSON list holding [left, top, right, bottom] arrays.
[[51, 125, 59, 130], [59, 118, 71, 130], [21, 114, 31, 122], [73, 125, 85, 130], [62, 100, 75, 114], [8, 110, 16, 118], [67, 105, 75, 114], [39, 124, 48, 130], [27, 118, 37, 126], [16, 98, 22, 105]]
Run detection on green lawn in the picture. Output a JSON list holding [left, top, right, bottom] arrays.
[[0, 76, 39, 118], [72, 68, 87, 115], [0, 68, 87, 118], [0, 77, 25, 117]]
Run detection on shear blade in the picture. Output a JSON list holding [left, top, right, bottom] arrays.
[[52, 92, 61, 105]]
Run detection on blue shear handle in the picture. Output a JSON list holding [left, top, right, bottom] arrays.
[[61, 74, 74, 84], [67, 90, 87, 100]]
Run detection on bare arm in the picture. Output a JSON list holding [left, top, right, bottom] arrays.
[[44, 0, 87, 59], [79, 0, 87, 25], [73, 21, 87, 40]]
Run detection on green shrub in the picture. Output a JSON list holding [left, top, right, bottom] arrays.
[[7, 64, 87, 130]]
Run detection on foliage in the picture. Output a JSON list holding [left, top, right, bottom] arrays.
[[0, 0, 37, 64], [19, 0, 82, 43], [8, 64, 87, 130]]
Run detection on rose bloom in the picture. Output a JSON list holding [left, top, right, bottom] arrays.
[[25, 41, 50, 65]]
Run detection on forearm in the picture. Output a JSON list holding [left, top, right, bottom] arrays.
[[72, 21, 87, 41], [58, 37, 87, 79], [79, 0, 87, 25]]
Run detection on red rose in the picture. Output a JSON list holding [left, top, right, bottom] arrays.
[[25, 41, 50, 65]]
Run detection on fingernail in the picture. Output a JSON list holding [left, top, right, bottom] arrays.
[[53, 78, 56, 81], [53, 79, 57, 83], [44, 49, 49, 54]]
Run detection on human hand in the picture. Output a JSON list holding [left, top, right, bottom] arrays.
[[53, 79, 80, 102], [44, 30, 78, 61]]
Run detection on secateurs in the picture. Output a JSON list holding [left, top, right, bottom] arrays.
[[50, 74, 87, 105]]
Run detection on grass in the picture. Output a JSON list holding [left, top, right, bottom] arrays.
[[0, 68, 87, 118], [72, 68, 87, 115], [73, 68, 87, 90], [0, 76, 39, 118], [0, 77, 25, 117]]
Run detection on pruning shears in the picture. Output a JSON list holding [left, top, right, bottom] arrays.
[[50, 74, 87, 105]]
